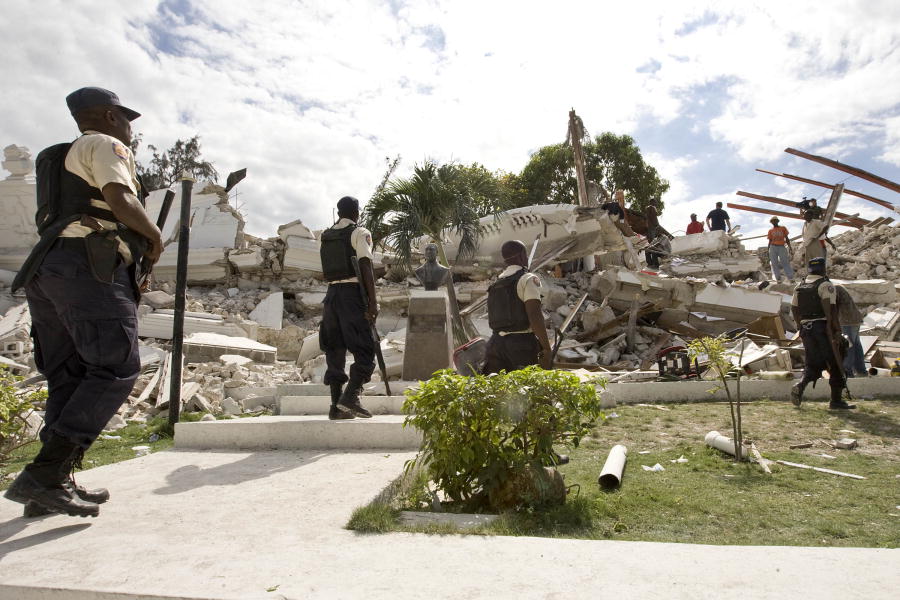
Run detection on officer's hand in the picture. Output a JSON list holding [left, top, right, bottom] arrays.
[[539, 349, 552, 370], [145, 235, 164, 265], [365, 302, 379, 322]]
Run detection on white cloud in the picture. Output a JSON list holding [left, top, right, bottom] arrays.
[[0, 0, 897, 239]]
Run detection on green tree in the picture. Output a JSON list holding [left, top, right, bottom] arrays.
[[131, 134, 218, 191], [362, 160, 499, 345], [514, 133, 670, 214], [361, 160, 497, 269]]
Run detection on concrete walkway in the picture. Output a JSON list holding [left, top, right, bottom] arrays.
[[1, 449, 897, 599]]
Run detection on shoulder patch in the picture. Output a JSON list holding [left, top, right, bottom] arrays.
[[112, 142, 129, 160], [365, 233, 372, 246]]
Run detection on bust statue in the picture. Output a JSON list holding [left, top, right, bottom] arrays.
[[415, 243, 450, 291]]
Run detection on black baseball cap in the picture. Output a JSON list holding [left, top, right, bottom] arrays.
[[65, 87, 141, 121], [808, 257, 826, 269]]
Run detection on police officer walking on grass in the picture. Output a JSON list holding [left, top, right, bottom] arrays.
[[4, 87, 163, 518], [790, 257, 855, 410], [319, 196, 377, 420]]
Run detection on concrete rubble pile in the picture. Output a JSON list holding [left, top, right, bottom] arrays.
[[661, 230, 761, 278], [2, 143, 899, 434]]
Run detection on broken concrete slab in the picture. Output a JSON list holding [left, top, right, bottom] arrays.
[[0, 302, 31, 360], [669, 230, 730, 256], [249, 291, 284, 330], [862, 307, 900, 341], [152, 246, 231, 285], [182, 332, 277, 364], [145, 185, 244, 249], [831, 279, 898, 306], [138, 309, 252, 340]]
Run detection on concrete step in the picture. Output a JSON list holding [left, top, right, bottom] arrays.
[[175, 415, 421, 450], [277, 395, 407, 415], [275, 381, 420, 398]]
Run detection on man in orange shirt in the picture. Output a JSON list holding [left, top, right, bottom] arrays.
[[686, 213, 704, 234], [767, 217, 794, 282]]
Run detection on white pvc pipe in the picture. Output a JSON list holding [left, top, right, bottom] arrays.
[[867, 367, 892, 377], [598, 444, 627, 489], [756, 371, 793, 380], [705, 430, 745, 459]]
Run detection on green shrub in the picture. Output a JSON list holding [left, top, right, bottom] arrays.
[[402, 367, 605, 509], [0, 367, 42, 464]]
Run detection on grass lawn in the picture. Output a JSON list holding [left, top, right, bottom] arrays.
[[349, 397, 900, 547]]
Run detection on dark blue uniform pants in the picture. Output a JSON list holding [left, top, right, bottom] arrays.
[[799, 320, 845, 391], [319, 283, 375, 386], [482, 332, 540, 375], [26, 241, 140, 449]]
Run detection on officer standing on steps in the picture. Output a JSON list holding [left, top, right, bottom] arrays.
[[4, 87, 163, 518], [319, 196, 377, 420], [790, 257, 855, 410], [482, 240, 552, 374]]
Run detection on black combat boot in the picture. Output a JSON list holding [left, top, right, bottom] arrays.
[[328, 382, 354, 420], [23, 446, 109, 518], [4, 434, 100, 518], [790, 379, 808, 407], [829, 386, 856, 410], [337, 377, 372, 418]]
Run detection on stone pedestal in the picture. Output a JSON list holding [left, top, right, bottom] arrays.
[[402, 290, 453, 381]]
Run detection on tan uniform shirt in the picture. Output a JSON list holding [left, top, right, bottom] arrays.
[[59, 130, 140, 263], [495, 265, 542, 335], [326, 218, 374, 284], [802, 220, 826, 261]]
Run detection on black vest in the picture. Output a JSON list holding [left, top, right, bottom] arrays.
[[320, 224, 357, 281], [796, 277, 829, 320], [488, 269, 530, 332], [12, 141, 148, 292]]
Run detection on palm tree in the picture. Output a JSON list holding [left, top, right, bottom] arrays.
[[362, 160, 501, 345]]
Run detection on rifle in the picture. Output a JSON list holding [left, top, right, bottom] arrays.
[[138, 189, 175, 290], [824, 317, 851, 400], [550, 293, 588, 362], [350, 256, 392, 396]]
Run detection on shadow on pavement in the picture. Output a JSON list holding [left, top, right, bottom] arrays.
[[0, 522, 91, 560], [152, 450, 329, 495]]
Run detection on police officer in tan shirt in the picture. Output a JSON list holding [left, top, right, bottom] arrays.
[[6, 88, 163, 519]]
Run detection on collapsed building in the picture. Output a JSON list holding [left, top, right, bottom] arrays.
[[1, 142, 899, 426]]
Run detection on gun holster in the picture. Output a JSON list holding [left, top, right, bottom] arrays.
[[83, 230, 120, 284]]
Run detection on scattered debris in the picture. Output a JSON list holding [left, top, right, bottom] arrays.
[[835, 438, 858, 450], [789, 442, 813, 449], [775, 460, 866, 480], [642, 463, 665, 472]]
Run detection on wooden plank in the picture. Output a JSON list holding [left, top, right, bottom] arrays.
[[727, 203, 859, 227], [736, 190, 868, 226], [821, 183, 844, 230], [784, 147, 900, 194], [755, 168, 895, 211]]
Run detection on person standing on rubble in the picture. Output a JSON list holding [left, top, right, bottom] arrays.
[[705, 202, 731, 232], [4, 87, 163, 518], [318, 196, 377, 420], [801, 207, 828, 266], [766, 217, 794, 282], [835, 284, 866, 378], [686, 214, 704, 234], [790, 257, 855, 410]]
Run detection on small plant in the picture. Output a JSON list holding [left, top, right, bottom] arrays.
[[0, 367, 43, 464], [402, 367, 605, 510], [687, 336, 745, 461]]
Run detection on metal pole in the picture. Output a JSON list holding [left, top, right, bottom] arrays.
[[168, 174, 195, 428]]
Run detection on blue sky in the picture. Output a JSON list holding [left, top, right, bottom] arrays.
[[1, 0, 898, 248]]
